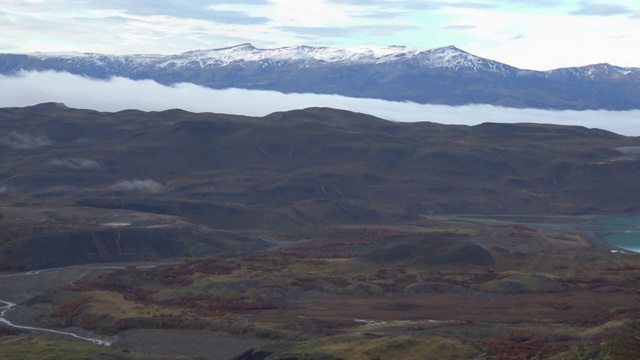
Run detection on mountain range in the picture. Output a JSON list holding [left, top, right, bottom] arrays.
[[2, 44, 640, 110]]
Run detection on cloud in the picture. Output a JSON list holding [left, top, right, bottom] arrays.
[[331, 0, 498, 13], [324, 0, 401, 5], [202, 10, 269, 24], [0, 131, 53, 149], [450, 7, 640, 70], [571, 2, 634, 16], [73, 0, 270, 23], [442, 25, 477, 30], [50, 158, 104, 171], [436, 1, 495, 10], [1, 0, 272, 55], [498, 0, 562, 7], [1, 71, 640, 136], [3, 0, 640, 71], [353, 24, 419, 35], [216, 0, 269, 3], [276, 24, 418, 39], [76, 15, 148, 26], [111, 180, 163, 193], [275, 26, 350, 38], [354, 9, 406, 19], [327, 0, 491, 11]]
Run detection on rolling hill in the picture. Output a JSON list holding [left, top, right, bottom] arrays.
[[1, 104, 640, 268]]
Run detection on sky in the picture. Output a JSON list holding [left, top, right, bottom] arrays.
[[1, 0, 639, 70]]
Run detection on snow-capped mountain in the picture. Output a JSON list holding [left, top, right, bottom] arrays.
[[19, 44, 524, 73], [2, 44, 639, 110]]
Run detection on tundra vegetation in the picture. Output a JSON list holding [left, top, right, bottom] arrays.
[[1, 105, 640, 359]]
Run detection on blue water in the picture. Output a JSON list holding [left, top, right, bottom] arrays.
[[596, 217, 640, 253]]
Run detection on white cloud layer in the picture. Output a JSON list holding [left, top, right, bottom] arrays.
[[1, 71, 639, 136]]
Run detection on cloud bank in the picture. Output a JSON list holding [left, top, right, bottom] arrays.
[[1, 71, 640, 136]]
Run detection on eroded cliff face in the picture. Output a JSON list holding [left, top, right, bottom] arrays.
[[0, 205, 266, 269]]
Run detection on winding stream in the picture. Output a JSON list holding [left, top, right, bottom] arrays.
[[0, 265, 163, 347], [0, 263, 163, 346], [0, 299, 111, 346]]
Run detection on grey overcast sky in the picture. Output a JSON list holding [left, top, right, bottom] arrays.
[[1, 0, 639, 70]]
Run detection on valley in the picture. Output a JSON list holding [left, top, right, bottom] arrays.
[[1, 105, 640, 359], [2, 216, 640, 359]]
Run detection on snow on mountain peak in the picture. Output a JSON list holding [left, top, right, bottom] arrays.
[[159, 43, 508, 71], [17, 44, 639, 79], [16, 44, 566, 77]]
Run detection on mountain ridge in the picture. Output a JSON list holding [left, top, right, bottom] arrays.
[[14, 43, 639, 75], [2, 44, 640, 110]]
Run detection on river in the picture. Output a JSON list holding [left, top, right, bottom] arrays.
[[1, 299, 111, 346], [0, 263, 160, 346]]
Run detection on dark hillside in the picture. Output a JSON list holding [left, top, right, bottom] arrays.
[[1, 104, 639, 267]]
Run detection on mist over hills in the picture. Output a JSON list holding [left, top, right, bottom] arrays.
[[4, 71, 640, 136], [2, 44, 640, 110], [1, 104, 640, 268]]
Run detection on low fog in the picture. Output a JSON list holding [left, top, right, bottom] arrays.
[[0, 130, 54, 149], [111, 179, 163, 193], [50, 158, 104, 171], [2, 71, 640, 136]]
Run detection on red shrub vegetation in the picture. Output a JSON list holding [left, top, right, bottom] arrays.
[[51, 299, 90, 322], [483, 333, 571, 359]]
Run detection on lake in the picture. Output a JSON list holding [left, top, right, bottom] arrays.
[[596, 217, 640, 253]]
